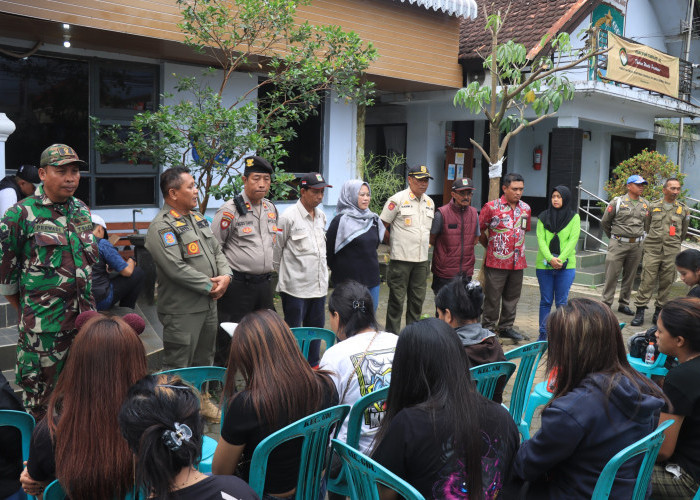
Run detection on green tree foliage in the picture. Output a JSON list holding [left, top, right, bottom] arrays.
[[92, 0, 377, 212], [360, 152, 406, 215], [604, 149, 685, 202], [453, 4, 604, 201]]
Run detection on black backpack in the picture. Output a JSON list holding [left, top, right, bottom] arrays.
[[628, 326, 659, 359]]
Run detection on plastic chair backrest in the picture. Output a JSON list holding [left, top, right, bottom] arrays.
[[627, 352, 669, 378], [469, 362, 516, 401], [693, 484, 700, 500], [591, 419, 674, 500], [0, 409, 35, 463], [346, 386, 390, 448], [504, 341, 548, 420], [157, 366, 227, 392], [291, 327, 336, 361], [43, 479, 143, 500], [248, 404, 350, 499], [332, 439, 424, 500]]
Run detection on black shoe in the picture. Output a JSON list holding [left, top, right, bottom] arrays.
[[617, 305, 634, 316], [499, 328, 524, 341], [630, 307, 646, 327], [652, 307, 661, 325]]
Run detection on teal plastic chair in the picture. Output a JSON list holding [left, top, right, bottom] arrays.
[[157, 366, 227, 473], [469, 361, 516, 401], [327, 386, 390, 496], [627, 352, 669, 378], [332, 439, 425, 500], [693, 484, 700, 500], [290, 327, 336, 362], [248, 404, 350, 499], [504, 341, 548, 439], [43, 479, 143, 500], [522, 380, 552, 438], [0, 409, 36, 500], [591, 419, 674, 500]]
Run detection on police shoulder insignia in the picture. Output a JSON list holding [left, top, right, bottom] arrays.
[[160, 230, 177, 247], [245, 202, 251, 210], [267, 212, 276, 219], [187, 241, 200, 255], [169, 209, 181, 218]]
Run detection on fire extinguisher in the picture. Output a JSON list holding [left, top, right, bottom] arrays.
[[533, 146, 543, 170]]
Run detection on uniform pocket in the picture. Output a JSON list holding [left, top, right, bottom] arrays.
[[34, 232, 69, 267], [290, 230, 311, 253], [180, 231, 203, 259]]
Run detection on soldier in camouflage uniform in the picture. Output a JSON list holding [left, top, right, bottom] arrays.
[[0, 144, 97, 417]]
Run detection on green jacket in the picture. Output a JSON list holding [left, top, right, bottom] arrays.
[[0, 185, 97, 334], [145, 203, 231, 315], [536, 214, 581, 270]]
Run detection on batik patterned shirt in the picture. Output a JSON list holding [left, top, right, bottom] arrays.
[[479, 196, 531, 270]]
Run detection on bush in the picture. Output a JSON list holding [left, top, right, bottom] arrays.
[[604, 149, 685, 202], [360, 153, 406, 214]]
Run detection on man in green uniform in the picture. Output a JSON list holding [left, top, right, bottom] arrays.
[[0, 144, 97, 417], [631, 178, 689, 326], [380, 165, 435, 334], [146, 167, 232, 373], [601, 174, 649, 315]]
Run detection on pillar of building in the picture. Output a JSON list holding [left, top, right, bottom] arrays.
[[0, 113, 17, 179]]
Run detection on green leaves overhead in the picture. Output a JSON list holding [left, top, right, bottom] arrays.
[[93, 0, 377, 212]]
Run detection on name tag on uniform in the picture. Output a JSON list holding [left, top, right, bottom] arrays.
[[35, 223, 66, 235], [196, 219, 209, 229], [521, 218, 527, 229]]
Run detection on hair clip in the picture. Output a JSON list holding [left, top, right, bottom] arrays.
[[157, 384, 191, 391], [352, 300, 366, 312], [162, 422, 192, 451], [466, 280, 481, 291], [122, 313, 146, 336]]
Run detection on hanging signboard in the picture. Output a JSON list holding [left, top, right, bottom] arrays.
[[606, 33, 679, 99]]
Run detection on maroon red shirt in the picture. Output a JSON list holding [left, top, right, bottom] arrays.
[[479, 195, 531, 270]]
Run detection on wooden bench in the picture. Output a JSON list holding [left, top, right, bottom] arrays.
[[105, 222, 151, 259]]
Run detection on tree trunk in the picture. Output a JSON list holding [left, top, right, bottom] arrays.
[[488, 121, 501, 201], [356, 104, 366, 178]]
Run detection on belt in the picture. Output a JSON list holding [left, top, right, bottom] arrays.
[[232, 270, 272, 284], [611, 234, 644, 243]]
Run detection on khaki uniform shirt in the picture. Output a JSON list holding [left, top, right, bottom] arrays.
[[273, 200, 328, 298], [380, 188, 434, 262], [601, 194, 649, 239], [211, 192, 277, 275], [643, 199, 689, 256], [145, 203, 231, 314]]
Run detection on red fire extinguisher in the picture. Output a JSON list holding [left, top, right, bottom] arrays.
[[533, 146, 542, 170]]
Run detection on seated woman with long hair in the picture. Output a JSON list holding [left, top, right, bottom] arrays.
[[371, 318, 519, 500], [651, 297, 700, 499], [513, 298, 666, 499], [675, 249, 700, 298], [435, 275, 506, 402], [119, 373, 259, 500], [20, 312, 149, 499], [320, 280, 397, 454], [212, 309, 338, 500]]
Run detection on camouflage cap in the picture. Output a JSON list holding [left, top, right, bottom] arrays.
[[39, 144, 87, 168]]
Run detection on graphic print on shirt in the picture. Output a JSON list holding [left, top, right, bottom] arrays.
[[350, 347, 393, 429], [433, 431, 509, 500]]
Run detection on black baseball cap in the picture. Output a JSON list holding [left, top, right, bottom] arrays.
[[16, 164, 40, 184], [453, 178, 475, 191], [299, 172, 332, 189], [407, 165, 433, 180]]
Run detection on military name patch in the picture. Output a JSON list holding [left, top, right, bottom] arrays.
[[187, 241, 200, 255], [161, 230, 177, 246], [174, 225, 192, 234], [196, 219, 209, 229], [35, 223, 65, 235], [75, 222, 93, 233]]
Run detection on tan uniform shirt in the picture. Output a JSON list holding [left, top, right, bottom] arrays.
[[643, 199, 689, 255], [601, 194, 649, 239], [211, 193, 277, 275], [380, 188, 434, 262], [145, 203, 231, 314], [273, 200, 328, 298]]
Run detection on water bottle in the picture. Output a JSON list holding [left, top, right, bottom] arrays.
[[645, 342, 656, 365]]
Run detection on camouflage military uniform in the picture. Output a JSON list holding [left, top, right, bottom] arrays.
[[0, 185, 97, 414]]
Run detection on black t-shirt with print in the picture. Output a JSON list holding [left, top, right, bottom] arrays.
[[372, 397, 519, 499]]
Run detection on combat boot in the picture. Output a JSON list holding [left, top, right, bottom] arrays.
[[630, 307, 646, 327], [652, 306, 662, 325]]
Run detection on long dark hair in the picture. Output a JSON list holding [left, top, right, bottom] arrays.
[[119, 374, 204, 500], [47, 315, 148, 500], [434, 274, 483, 324], [659, 297, 700, 352], [223, 309, 335, 427], [328, 280, 379, 337], [546, 298, 663, 404], [373, 318, 484, 499]]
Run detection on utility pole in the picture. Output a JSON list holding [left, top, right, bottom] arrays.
[[678, 0, 694, 170]]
